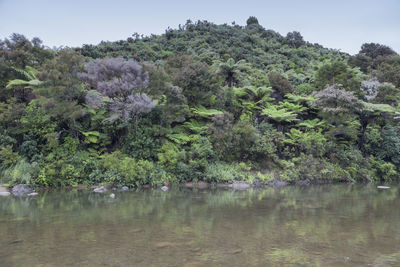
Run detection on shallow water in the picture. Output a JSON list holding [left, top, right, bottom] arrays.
[[0, 184, 399, 266]]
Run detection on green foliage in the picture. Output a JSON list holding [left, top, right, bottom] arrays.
[[1, 20, 399, 186], [298, 119, 326, 130], [100, 152, 157, 186], [233, 86, 273, 117], [2, 159, 39, 185], [369, 156, 398, 181], [20, 101, 56, 142], [191, 105, 223, 118], [0, 145, 20, 170], [279, 154, 350, 182], [314, 61, 362, 93], [261, 104, 299, 123], [246, 16, 259, 26], [123, 117, 162, 160], [284, 128, 327, 157]]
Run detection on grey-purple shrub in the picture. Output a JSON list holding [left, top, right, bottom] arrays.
[[360, 78, 380, 101], [78, 57, 155, 122]]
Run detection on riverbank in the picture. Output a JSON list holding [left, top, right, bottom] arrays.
[[1, 178, 392, 197]]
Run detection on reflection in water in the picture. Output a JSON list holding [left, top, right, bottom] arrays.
[[0, 185, 399, 266]]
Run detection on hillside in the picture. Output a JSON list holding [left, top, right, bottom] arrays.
[[1, 17, 400, 187]]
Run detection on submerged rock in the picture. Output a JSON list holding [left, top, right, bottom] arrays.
[[27, 192, 38, 196], [110, 193, 115, 198], [0, 192, 11, 196], [232, 248, 243, 254], [377, 186, 390, 189], [296, 179, 311, 186], [93, 186, 107, 193], [268, 180, 288, 187], [121, 186, 129, 191], [161, 186, 169, 191], [230, 181, 251, 190], [155, 242, 178, 248], [12, 184, 33, 196]]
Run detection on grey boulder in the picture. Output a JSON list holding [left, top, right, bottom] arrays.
[[161, 186, 169, 191], [93, 186, 107, 193], [12, 184, 33, 196], [230, 182, 251, 190]]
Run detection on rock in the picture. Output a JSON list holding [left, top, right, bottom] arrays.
[[268, 180, 288, 187], [121, 186, 129, 191], [230, 181, 251, 190], [232, 248, 243, 254], [161, 186, 169, 191], [93, 186, 107, 193], [377, 186, 390, 189], [12, 184, 33, 196], [8, 239, 23, 245], [27, 192, 38, 196], [131, 228, 145, 233], [0, 192, 11, 196], [155, 242, 175, 248], [191, 247, 202, 253], [296, 179, 311, 186], [109, 193, 115, 198]]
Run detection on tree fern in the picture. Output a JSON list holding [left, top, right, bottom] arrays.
[[6, 66, 42, 89], [261, 104, 299, 123], [191, 105, 223, 118], [183, 119, 208, 134], [298, 119, 326, 130]]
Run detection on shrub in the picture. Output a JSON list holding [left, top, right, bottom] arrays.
[[2, 159, 39, 186]]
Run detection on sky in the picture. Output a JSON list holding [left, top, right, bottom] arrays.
[[0, 0, 399, 55]]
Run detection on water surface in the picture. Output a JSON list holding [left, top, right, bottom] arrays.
[[1, 184, 399, 266]]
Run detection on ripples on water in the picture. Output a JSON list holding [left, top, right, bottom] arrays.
[[0, 184, 399, 266]]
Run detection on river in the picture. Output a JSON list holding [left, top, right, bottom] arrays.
[[0, 184, 399, 266]]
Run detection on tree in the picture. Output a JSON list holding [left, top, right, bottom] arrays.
[[78, 57, 155, 124], [215, 58, 250, 87], [6, 66, 42, 102], [285, 31, 305, 48], [233, 86, 273, 118], [268, 72, 294, 101], [359, 43, 397, 59], [313, 84, 362, 142], [35, 49, 86, 122], [314, 61, 361, 93], [0, 33, 53, 68], [167, 55, 219, 105], [246, 16, 259, 26]]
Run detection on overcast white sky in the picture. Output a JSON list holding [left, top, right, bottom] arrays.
[[0, 0, 399, 55]]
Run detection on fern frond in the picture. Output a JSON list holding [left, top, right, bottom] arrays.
[[191, 106, 223, 118]]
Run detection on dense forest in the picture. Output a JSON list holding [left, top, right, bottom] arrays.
[[1, 17, 400, 188]]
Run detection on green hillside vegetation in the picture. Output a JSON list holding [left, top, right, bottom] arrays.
[[1, 17, 400, 187]]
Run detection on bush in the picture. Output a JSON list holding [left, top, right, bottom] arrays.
[[100, 151, 170, 186], [278, 154, 350, 182], [2, 159, 39, 186], [370, 156, 398, 181]]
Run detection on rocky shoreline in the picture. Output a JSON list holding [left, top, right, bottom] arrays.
[[1, 179, 391, 197]]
